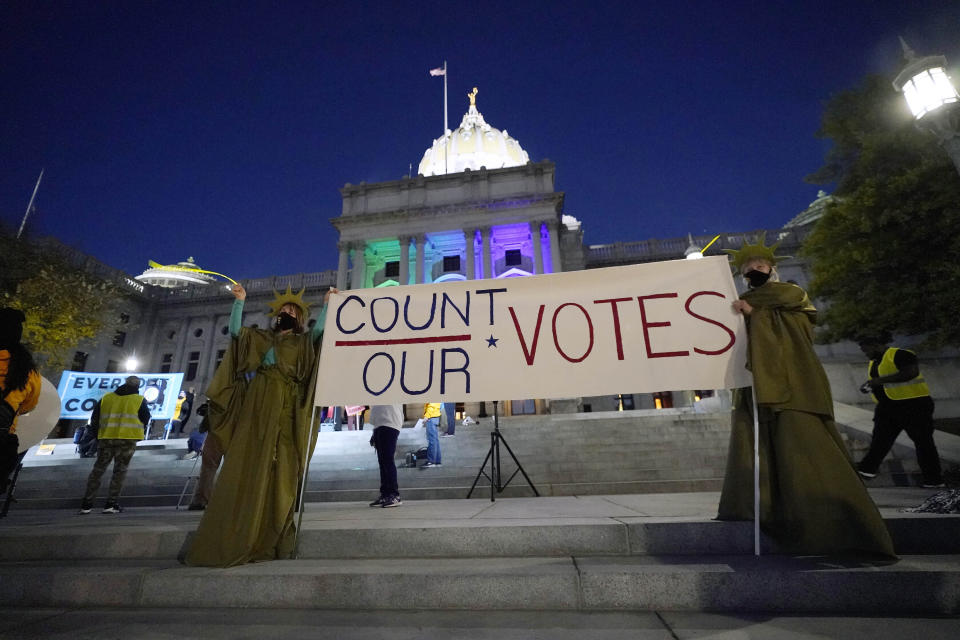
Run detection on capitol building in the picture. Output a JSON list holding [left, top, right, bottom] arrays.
[[65, 92, 842, 419]]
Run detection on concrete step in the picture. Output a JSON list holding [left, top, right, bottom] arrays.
[[8, 478, 728, 509], [2, 491, 957, 614], [1, 555, 957, 614], [4, 608, 960, 640], [2, 497, 957, 562]]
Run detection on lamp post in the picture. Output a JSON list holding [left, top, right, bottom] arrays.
[[893, 38, 960, 175]]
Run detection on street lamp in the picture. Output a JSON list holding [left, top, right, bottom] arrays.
[[124, 357, 139, 372], [893, 38, 960, 174]]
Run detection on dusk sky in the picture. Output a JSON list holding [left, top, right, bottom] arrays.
[[2, 1, 958, 281]]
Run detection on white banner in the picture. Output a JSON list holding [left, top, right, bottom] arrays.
[[314, 256, 750, 406]]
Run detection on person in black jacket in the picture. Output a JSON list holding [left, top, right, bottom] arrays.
[[170, 388, 194, 435]]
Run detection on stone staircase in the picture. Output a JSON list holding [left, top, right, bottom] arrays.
[[13, 405, 956, 511], [0, 491, 958, 614], [12, 409, 735, 508]]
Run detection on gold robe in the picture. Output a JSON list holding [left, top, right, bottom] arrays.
[[717, 281, 895, 558], [185, 327, 319, 567]]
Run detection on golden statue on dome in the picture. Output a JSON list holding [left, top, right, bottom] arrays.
[[468, 87, 478, 106]]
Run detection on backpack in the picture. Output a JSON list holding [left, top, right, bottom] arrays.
[[76, 426, 99, 458], [404, 446, 428, 467]]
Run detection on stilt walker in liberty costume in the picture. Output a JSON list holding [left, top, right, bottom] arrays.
[[186, 284, 334, 567], [716, 236, 895, 558]]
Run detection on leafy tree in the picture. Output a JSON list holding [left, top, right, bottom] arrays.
[[803, 72, 960, 347], [0, 223, 131, 377]]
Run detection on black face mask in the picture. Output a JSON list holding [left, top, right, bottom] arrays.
[[744, 270, 771, 288], [276, 312, 299, 332]]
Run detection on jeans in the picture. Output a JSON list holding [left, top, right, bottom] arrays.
[[372, 426, 400, 498], [424, 417, 441, 464], [442, 402, 456, 435]]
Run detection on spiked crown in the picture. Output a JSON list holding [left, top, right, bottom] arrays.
[[267, 285, 310, 320], [723, 233, 790, 272]]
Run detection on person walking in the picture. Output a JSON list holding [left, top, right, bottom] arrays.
[[421, 402, 442, 468], [0, 308, 42, 495], [368, 404, 405, 508], [716, 237, 895, 558], [79, 375, 150, 514], [856, 333, 943, 488]]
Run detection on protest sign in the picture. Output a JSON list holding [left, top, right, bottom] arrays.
[[57, 372, 184, 420], [314, 255, 750, 406]]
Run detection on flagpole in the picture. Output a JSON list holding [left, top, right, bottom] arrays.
[[443, 60, 448, 174], [17, 169, 44, 240]]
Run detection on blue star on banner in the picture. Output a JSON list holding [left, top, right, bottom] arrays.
[[486, 335, 499, 348]]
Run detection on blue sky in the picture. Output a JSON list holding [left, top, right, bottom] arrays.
[[2, 1, 958, 280]]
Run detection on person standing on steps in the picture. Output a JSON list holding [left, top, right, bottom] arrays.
[[421, 402, 442, 468], [716, 237, 895, 558], [185, 283, 334, 567], [368, 404, 405, 508], [441, 402, 456, 437], [79, 375, 150, 514]]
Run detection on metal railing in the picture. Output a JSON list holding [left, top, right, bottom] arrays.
[[586, 228, 811, 267]]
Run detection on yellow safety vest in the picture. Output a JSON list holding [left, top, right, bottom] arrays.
[[98, 392, 146, 440], [868, 347, 930, 402]]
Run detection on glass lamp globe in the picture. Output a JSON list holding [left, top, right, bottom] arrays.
[[900, 66, 959, 119], [893, 40, 960, 120]]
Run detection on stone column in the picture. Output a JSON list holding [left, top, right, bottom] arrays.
[[415, 234, 425, 284], [172, 317, 190, 372], [531, 221, 544, 275], [465, 229, 476, 280], [352, 242, 367, 289], [481, 226, 492, 279], [336, 242, 349, 290], [202, 313, 220, 385], [399, 235, 410, 286], [548, 220, 562, 273]]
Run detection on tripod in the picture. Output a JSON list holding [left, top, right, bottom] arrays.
[[466, 400, 539, 501]]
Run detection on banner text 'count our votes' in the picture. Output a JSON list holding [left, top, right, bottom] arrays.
[[321, 259, 743, 403]]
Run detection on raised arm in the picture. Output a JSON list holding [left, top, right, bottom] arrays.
[[312, 287, 339, 344], [229, 284, 246, 337]]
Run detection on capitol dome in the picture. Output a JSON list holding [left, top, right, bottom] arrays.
[[418, 88, 529, 176]]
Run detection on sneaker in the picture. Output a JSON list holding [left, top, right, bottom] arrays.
[[369, 495, 386, 507], [381, 495, 403, 508], [857, 470, 877, 479], [440, 433, 454, 438], [422, 462, 441, 468], [921, 483, 946, 489], [102, 503, 123, 514], [187, 504, 205, 511], [79, 503, 93, 515], [181, 451, 199, 460]]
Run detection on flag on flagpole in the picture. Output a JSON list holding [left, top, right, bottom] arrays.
[[429, 66, 445, 76]]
